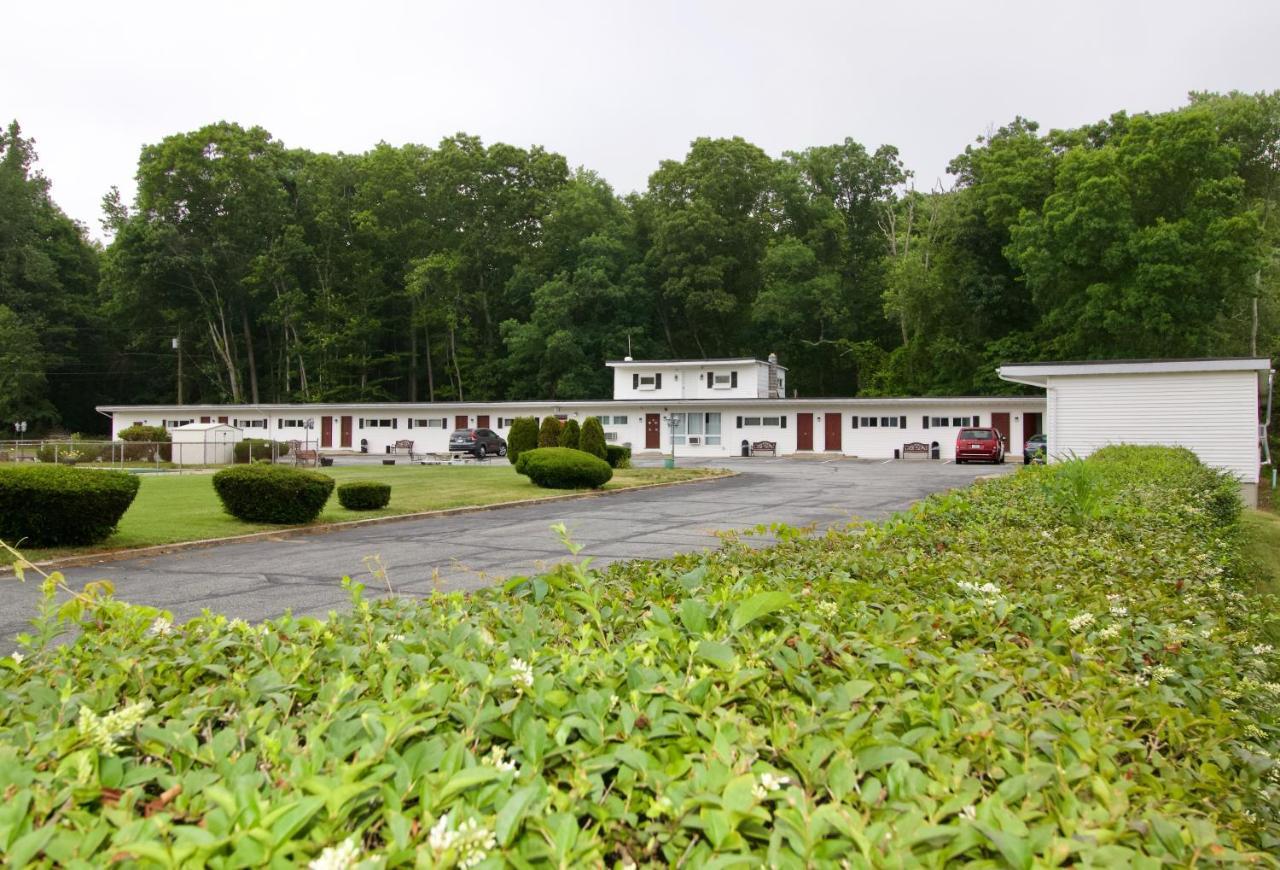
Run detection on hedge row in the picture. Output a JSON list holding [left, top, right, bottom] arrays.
[[0, 447, 1275, 865], [233, 438, 290, 463], [515, 446, 613, 489], [0, 465, 140, 546]]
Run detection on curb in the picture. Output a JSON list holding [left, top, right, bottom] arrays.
[[2, 470, 737, 575]]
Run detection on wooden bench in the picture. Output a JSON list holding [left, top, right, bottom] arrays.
[[288, 441, 320, 467], [391, 439, 417, 460], [902, 441, 931, 460], [750, 440, 777, 457]]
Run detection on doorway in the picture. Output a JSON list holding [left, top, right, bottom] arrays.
[[991, 412, 1011, 449], [320, 416, 333, 448], [796, 413, 813, 451], [824, 413, 841, 451], [645, 413, 660, 449], [477, 415, 489, 428], [1023, 412, 1042, 448], [455, 415, 469, 430], [340, 416, 353, 449]]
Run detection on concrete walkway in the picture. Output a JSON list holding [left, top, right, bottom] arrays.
[[0, 458, 1014, 639]]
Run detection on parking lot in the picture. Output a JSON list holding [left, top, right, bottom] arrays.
[[0, 457, 1014, 639]]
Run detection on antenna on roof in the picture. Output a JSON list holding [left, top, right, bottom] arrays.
[[627, 334, 632, 358]]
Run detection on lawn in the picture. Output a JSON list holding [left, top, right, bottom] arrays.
[[1242, 507, 1280, 642], [2, 463, 724, 565]]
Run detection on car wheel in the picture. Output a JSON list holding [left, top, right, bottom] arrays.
[[956, 458, 965, 465], [477, 445, 487, 459], [498, 444, 507, 457]]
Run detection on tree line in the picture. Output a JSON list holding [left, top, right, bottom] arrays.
[[2, 90, 1277, 434]]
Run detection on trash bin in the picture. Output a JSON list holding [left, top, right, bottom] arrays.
[[930, 441, 940, 460], [664, 457, 675, 469], [894, 448, 900, 459], [360, 438, 369, 454], [741, 440, 750, 457]]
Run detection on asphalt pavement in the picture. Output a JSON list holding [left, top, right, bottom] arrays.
[[0, 457, 1014, 640]]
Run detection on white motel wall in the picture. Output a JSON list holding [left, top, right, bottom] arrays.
[[998, 358, 1272, 485], [98, 398, 1046, 461]]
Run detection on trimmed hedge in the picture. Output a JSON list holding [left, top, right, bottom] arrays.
[[537, 415, 562, 448], [211, 464, 334, 524], [337, 481, 391, 511], [605, 443, 631, 468], [117, 424, 171, 462], [506, 417, 538, 465], [0, 465, 140, 546], [557, 419, 581, 450], [515, 446, 613, 489], [579, 417, 607, 460], [2, 447, 1277, 865], [233, 438, 291, 464]]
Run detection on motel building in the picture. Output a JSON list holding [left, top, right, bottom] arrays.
[[98, 354, 1047, 462]]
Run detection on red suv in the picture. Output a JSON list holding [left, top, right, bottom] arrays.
[[955, 428, 1005, 464]]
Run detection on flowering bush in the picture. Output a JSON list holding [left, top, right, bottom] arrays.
[[0, 446, 1276, 865]]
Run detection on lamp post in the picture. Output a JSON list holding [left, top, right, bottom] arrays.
[[663, 413, 677, 469], [13, 420, 27, 463], [305, 418, 314, 454]]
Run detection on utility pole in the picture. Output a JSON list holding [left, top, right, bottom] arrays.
[[173, 334, 183, 404]]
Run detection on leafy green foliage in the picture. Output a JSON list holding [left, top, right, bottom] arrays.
[[505, 417, 538, 465], [605, 444, 631, 468], [579, 417, 607, 460], [557, 419, 580, 449], [0, 447, 1275, 864], [0, 465, 140, 545], [336, 481, 392, 511], [232, 438, 290, 464], [537, 416, 562, 448], [211, 465, 335, 524], [514, 447, 612, 489], [117, 424, 172, 462]]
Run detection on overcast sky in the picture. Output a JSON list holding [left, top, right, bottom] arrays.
[[4, 0, 1277, 240]]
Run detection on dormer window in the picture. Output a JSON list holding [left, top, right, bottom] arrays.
[[706, 370, 738, 389]]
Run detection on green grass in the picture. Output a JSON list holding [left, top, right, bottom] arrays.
[[3, 464, 723, 565], [1242, 508, 1280, 642]]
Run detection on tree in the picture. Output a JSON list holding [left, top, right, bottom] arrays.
[[505, 417, 538, 465], [579, 416, 607, 459], [558, 418, 581, 449], [538, 415, 562, 448]]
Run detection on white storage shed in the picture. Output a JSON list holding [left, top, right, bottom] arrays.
[[998, 358, 1272, 486], [170, 422, 242, 466]]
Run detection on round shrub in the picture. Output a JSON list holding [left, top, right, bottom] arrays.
[[605, 444, 632, 469], [234, 438, 290, 464], [0, 465, 141, 546], [558, 419, 581, 450], [515, 447, 613, 490], [337, 481, 392, 511], [537, 416, 562, 448], [118, 424, 172, 462], [212, 464, 335, 524], [579, 417, 607, 460], [506, 417, 539, 465]]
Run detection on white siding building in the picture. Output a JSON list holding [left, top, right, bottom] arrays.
[[98, 356, 1045, 462], [998, 358, 1272, 485]]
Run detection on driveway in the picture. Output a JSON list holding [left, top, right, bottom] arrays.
[[0, 458, 1014, 640]]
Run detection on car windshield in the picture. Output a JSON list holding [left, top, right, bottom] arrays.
[[1029, 434, 1046, 443], [959, 429, 994, 440]]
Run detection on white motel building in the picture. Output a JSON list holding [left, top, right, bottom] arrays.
[[98, 354, 1271, 489]]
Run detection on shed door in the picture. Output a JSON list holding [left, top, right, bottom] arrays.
[[824, 413, 841, 451], [797, 413, 814, 451], [340, 416, 353, 448], [477, 415, 490, 428], [991, 412, 1011, 448], [455, 415, 469, 430], [320, 416, 333, 448], [645, 413, 660, 449]]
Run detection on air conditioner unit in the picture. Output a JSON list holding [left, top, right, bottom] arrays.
[[687, 436, 702, 446], [604, 432, 618, 442]]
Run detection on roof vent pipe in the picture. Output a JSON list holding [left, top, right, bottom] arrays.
[[624, 356, 633, 362], [767, 352, 780, 398]]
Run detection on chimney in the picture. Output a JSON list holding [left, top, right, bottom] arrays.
[[767, 352, 780, 398]]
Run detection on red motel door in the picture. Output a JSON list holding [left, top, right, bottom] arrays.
[[796, 413, 813, 450], [824, 413, 841, 451], [455, 415, 469, 430], [477, 415, 490, 428], [645, 414, 660, 449], [340, 416, 353, 448], [320, 416, 333, 448], [991, 412, 1011, 449]]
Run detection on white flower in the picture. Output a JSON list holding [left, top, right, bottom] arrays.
[[1244, 724, 1267, 740], [1068, 613, 1095, 632], [77, 700, 151, 755], [816, 600, 839, 619], [1150, 665, 1176, 684], [428, 815, 457, 852], [428, 814, 495, 868], [148, 617, 173, 637], [309, 838, 360, 870], [1098, 624, 1122, 640], [960, 805, 977, 820], [510, 658, 534, 693], [486, 744, 517, 773], [1110, 604, 1129, 618], [9, 651, 24, 665], [754, 770, 790, 799], [1253, 644, 1275, 656], [609, 694, 620, 710]]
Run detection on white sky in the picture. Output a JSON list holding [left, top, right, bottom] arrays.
[[4, 0, 1278, 240]]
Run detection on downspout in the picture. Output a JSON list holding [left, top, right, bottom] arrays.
[[1261, 368, 1274, 467]]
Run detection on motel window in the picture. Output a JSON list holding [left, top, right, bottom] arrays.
[[162, 419, 193, 429], [496, 418, 518, 428], [634, 373, 662, 390], [951, 417, 974, 428], [604, 431, 618, 442], [742, 416, 761, 426], [234, 419, 267, 429], [708, 371, 737, 389], [611, 415, 628, 425], [410, 418, 446, 428], [859, 417, 878, 427], [361, 418, 396, 429], [880, 417, 901, 428], [672, 412, 721, 446], [277, 419, 309, 429], [929, 417, 948, 427]]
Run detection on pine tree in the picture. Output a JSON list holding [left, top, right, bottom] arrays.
[[506, 417, 539, 464], [579, 417, 607, 459], [538, 416, 563, 448], [558, 418, 581, 449]]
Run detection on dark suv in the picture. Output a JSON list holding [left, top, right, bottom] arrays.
[[449, 428, 506, 459]]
